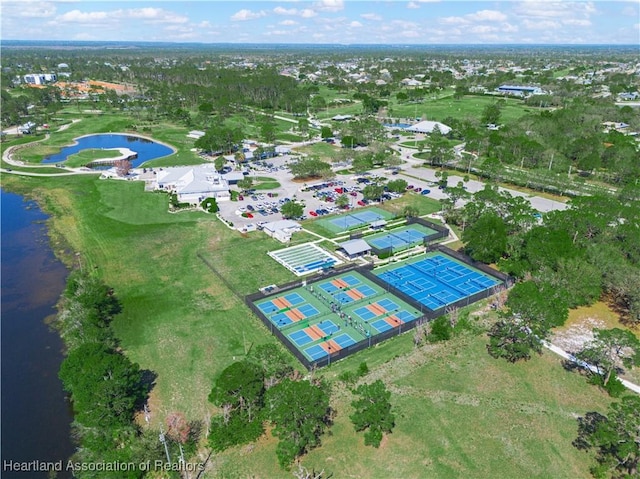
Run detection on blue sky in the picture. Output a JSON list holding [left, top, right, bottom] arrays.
[[1, 1, 638, 44]]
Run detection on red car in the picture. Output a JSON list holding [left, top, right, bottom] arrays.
[[414, 187, 422, 193], [335, 188, 343, 194], [406, 185, 414, 190], [246, 213, 253, 219], [357, 200, 366, 206], [349, 191, 358, 197], [309, 210, 318, 217]]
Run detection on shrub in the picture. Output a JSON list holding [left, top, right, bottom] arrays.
[[428, 316, 453, 342]]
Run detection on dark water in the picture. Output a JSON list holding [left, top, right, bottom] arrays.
[[41, 133, 173, 168], [1, 190, 75, 478]]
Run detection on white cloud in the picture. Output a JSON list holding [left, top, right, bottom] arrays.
[[522, 19, 561, 30], [466, 10, 507, 22], [513, 1, 596, 19], [400, 30, 421, 38], [470, 25, 498, 34], [563, 19, 591, 27], [273, 6, 297, 16], [231, 9, 266, 21], [127, 8, 188, 24], [300, 9, 317, 18], [52, 7, 188, 25], [407, 2, 420, 9], [2, 1, 57, 18], [280, 19, 298, 26], [439, 16, 469, 25], [313, 0, 344, 13], [349, 21, 363, 28], [361, 12, 382, 21], [56, 10, 109, 23]]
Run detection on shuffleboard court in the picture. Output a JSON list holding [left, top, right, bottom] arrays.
[[268, 242, 343, 276], [375, 252, 501, 311]]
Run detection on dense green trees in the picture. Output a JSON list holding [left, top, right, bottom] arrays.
[[386, 179, 408, 193], [194, 123, 244, 154], [265, 379, 332, 468], [59, 343, 145, 428], [462, 212, 508, 263], [362, 184, 385, 201], [574, 395, 640, 478], [56, 272, 157, 478], [350, 380, 395, 448], [574, 328, 640, 391], [281, 200, 304, 219], [208, 361, 265, 451], [290, 158, 332, 180]]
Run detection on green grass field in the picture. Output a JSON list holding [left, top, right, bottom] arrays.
[[2, 114, 617, 479], [64, 148, 122, 167], [387, 94, 532, 126]]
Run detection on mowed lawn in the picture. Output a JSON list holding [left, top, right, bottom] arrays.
[[3, 173, 612, 478]]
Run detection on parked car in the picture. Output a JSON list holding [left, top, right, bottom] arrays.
[[414, 187, 422, 193], [421, 189, 431, 195], [309, 210, 318, 217], [357, 200, 366, 206], [406, 185, 414, 190], [349, 191, 358, 197]]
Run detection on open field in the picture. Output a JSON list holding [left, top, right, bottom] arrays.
[[388, 94, 534, 126], [213, 333, 612, 478], [2, 115, 619, 478]]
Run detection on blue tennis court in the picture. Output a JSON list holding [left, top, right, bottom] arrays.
[[366, 226, 436, 250], [326, 210, 387, 231], [375, 253, 500, 310], [271, 312, 293, 327], [289, 330, 314, 347], [284, 292, 305, 305], [317, 320, 340, 335], [333, 333, 356, 348], [304, 344, 328, 360], [298, 304, 320, 318]]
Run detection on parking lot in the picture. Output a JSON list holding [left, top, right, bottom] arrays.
[[216, 154, 393, 231]]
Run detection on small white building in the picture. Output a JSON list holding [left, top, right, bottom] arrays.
[[406, 121, 452, 135], [154, 165, 230, 204], [262, 219, 302, 243]]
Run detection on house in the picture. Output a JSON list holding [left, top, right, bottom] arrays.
[[406, 121, 452, 135], [496, 85, 543, 97], [153, 165, 230, 204], [262, 220, 302, 243], [337, 239, 371, 259]]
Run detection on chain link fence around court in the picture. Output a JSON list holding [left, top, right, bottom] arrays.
[[245, 245, 512, 370]]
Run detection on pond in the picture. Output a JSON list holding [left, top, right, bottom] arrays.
[[41, 133, 174, 168]]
